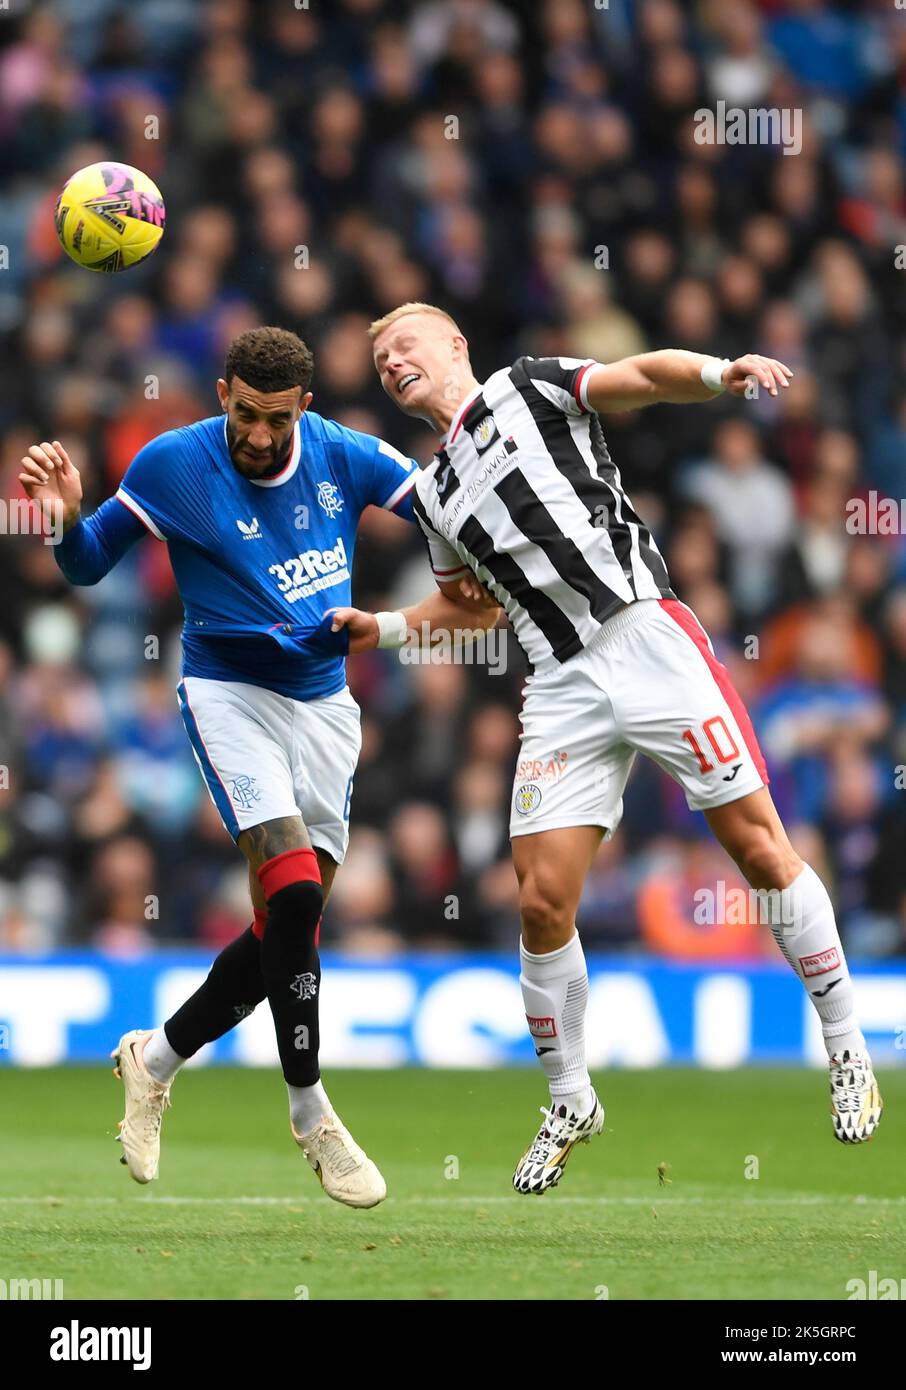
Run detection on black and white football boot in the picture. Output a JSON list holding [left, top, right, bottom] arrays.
[[513, 1091, 605, 1194]]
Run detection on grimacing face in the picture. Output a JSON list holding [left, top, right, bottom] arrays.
[[216, 374, 311, 478], [372, 314, 467, 423]]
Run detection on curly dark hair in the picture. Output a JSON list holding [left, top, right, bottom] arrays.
[[224, 326, 314, 394]]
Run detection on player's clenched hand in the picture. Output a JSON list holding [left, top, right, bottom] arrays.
[[328, 606, 380, 653], [18, 439, 83, 529], [722, 355, 793, 398], [458, 574, 499, 609]]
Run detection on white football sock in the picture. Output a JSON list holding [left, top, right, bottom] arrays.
[[760, 863, 865, 1059], [142, 1027, 186, 1084], [519, 931, 593, 1115], [288, 1080, 331, 1136]]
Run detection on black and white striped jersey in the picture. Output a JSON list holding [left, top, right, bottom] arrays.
[[412, 355, 676, 669]]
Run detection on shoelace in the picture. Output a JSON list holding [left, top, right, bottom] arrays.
[[524, 1106, 566, 1165], [830, 1056, 869, 1113], [309, 1121, 362, 1179]]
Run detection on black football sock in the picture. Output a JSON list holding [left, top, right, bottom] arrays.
[[164, 919, 267, 1058], [257, 848, 323, 1087]]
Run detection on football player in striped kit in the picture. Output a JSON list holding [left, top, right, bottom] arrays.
[[331, 302, 883, 1194]]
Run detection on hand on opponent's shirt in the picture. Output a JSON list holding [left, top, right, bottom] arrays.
[[327, 606, 380, 653]]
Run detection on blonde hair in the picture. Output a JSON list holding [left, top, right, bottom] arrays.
[[367, 301, 462, 340]]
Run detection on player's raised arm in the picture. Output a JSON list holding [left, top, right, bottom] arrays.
[[583, 350, 794, 412], [20, 437, 146, 584]]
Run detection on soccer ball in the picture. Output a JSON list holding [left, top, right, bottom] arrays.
[[54, 161, 165, 273]]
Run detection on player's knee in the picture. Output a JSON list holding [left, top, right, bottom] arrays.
[[256, 848, 323, 942], [735, 830, 801, 891], [262, 879, 323, 944], [519, 876, 574, 951]]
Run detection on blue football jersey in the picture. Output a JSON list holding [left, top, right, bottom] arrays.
[[114, 412, 418, 699]]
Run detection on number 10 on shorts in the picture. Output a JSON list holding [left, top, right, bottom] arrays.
[[682, 715, 740, 773]]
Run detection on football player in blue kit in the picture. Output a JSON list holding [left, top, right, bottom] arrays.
[[19, 326, 497, 1207]]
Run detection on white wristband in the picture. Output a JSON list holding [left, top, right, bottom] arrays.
[[375, 610, 408, 648], [701, 357, 731, 393]]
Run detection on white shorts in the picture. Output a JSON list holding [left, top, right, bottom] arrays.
[[510, 598, 768, 839], [177, 677, 362, 863]]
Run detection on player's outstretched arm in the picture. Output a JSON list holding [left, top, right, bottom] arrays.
[[329, 579, 503, 654], [583, 350, 793, 412], [20, 438, 146, 584]]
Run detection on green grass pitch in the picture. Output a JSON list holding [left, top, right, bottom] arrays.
[[3, 1065, 904, 1301]]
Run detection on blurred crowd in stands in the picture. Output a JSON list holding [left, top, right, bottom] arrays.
[[1, 0, 905, 957]]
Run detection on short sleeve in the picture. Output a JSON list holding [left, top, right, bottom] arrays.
[[116, 430, 186, 541], [411, 489, 471, 585], [516, 356, 598, 416], [340, 426, 418, 515]]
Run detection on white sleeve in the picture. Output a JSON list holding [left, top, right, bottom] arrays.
[[521, 356, 597, 416], [414, 508, 471, 584]]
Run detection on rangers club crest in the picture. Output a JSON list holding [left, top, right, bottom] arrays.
[[291, 972, 318, 1001], [317, 481, 343, 517], [228, 775, 261, 809]]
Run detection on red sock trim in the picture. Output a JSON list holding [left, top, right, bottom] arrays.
[[257, 847, 321, 901], [251, 908, 267, 942]]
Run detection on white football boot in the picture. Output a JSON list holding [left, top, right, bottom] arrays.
[[111, 1029, 172, 1183], [513, 1091, 605, 1194], [829, 1049, 882, 1143], [292, 1108, 386, 1209]]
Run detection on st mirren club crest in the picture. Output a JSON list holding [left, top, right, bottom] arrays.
[[514, 783, 542, 815], [469, 413, 500, 454], [291, 972, 318, 1001]]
